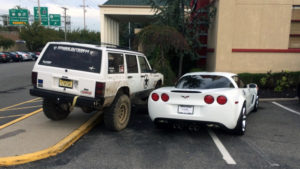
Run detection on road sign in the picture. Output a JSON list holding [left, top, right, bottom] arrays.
[[34, 7, 48, 26], [49, 14, 61, 26], [9, 9, 29, 25]]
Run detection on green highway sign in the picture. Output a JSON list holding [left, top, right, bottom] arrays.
[[49, 14, 61, 26], [9, 9, 29, 25], [34, 7, 48, 26]]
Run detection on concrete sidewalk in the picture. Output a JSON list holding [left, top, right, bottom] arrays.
[[0, 108, 101, 166]]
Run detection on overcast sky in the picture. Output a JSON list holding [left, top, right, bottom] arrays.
[[0, 0, 108, 31]]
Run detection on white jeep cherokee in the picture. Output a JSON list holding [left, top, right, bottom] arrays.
[[30, 42, 163, 131]]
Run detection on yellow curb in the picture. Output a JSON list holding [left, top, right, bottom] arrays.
[[0, 111, 102, 166], [0, 108, 43, 130]]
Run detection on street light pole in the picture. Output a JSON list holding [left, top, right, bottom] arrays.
[[38, 0, 41, 24], [80, 0, 87, 30], [62, 7, 68, 41]]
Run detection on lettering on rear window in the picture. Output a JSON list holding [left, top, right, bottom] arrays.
[[39, 44, 102, 73]]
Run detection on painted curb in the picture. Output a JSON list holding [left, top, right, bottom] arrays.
[[0, 111, 102, 166]]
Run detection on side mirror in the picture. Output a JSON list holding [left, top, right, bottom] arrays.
[[151, 69, 158, 73], [248, 83, 257, 88]]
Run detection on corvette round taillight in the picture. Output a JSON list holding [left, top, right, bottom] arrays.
[[217, 96, 227, 105], [204, 95, 214, 104], [151, 93, 159, 101], [161, 93, 169, 102]]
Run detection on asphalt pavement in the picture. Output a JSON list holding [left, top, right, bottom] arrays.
[[2, 101, 300, 169], [0, 62, 300, 169]]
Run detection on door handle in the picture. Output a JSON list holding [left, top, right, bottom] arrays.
[[128, 76, 133, 79], [141, 75, 145, 78]]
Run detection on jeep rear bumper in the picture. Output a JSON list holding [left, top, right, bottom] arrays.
[[30, 88, 104, 108]]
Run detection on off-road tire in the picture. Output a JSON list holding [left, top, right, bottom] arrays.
[[43, 99, 70, 120], [231, 104, 247, 136], [104, 94, 131, 131]]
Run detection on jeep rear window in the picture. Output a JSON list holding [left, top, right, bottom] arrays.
[[175, 75, 234, 89], [39, 44, 102, 73]]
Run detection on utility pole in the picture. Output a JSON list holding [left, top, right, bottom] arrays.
[[62, 7, 68, 41], [37, 0, 41, 24], [128, 22, 131, 49], [80, 0, 87, 30]]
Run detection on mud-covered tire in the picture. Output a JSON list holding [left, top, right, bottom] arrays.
[[43, 99, 70, 120], [155, 80, 162, 89], [231, 104, 247, 136], [104, 94, 131, 131]]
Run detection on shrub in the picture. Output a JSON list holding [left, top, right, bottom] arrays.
[[239, 71, 300, 92]]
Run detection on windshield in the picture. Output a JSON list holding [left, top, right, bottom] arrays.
[[175, 75, 234, 89], [39, 44, 102, 73]]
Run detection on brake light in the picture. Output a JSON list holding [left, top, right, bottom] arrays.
[[95, 82, 105, 98], [151, 93, 159, 101], [161, 93, 169, 102], [217, 96, 227, 105], [204, 95, 214, 104], [16, 55, 19, 58], [32, 72, 37, 87]]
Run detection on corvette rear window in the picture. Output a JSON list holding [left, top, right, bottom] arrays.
[[175, 75, 234, 89], [39, 44, 102, 73]]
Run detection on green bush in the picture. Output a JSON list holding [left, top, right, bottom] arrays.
[[239, 71, 300, 92]]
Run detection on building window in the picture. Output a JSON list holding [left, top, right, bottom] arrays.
[[290, 5, 300, 48]]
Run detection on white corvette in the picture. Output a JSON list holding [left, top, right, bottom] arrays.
[[148, 72, 259, 135]]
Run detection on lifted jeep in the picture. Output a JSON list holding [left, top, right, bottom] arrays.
[[30, 42, 163, 131]]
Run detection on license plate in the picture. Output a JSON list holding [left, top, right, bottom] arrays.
[[178, 105, 194, 115], [59, 79, 73, 88]]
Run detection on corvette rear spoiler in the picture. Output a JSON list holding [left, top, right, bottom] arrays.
[[171, 90, 202, 93]]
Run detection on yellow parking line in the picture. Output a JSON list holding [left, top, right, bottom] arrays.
[[0, 114, 25, 119], [28, 100, 43, 103], [0, 98, 41, 112], [0, 108, 42, 130], [0, 105, 42, 112]]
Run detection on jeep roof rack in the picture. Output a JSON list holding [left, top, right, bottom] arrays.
[[100, 42, 135, 51]]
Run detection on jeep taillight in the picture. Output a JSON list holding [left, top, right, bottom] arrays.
[[32, 72, 37, 87], [95, 82, 105, 98]]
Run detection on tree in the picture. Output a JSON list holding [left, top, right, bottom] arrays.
[[136, 25, 189, 84], [20, 22, 62, 51], [147, 0, 216, 77], [67, 29, 100, 45], [0, 35, 15, 50]]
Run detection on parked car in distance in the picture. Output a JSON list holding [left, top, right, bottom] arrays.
[[7, 52, 22, 62], [35, 52, 40, 58], [0, 52, 11, 63], [28, 52, 38, 61], [16, 51, 33, 61], [148, 72, 259, 136]]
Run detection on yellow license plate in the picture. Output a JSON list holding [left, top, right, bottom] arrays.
[[59, 79, 73, 88]]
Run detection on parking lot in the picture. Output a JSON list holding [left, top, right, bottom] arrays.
[[0, 62, 300, 169]]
